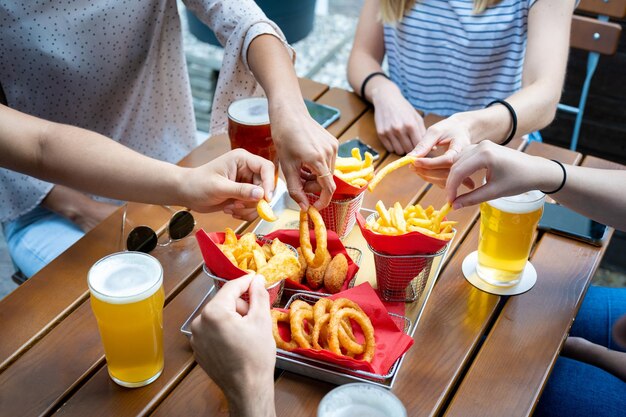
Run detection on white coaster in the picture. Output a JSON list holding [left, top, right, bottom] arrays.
[[462, 251, 537, 296]]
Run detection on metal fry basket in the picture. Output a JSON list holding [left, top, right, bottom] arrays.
[[306, 192, 365, 239]]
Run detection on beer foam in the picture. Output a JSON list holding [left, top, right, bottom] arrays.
[[487, 190, 545, 214], [318, 384, 406, 417], [227, 97, 269, 125], [88, 252, 163, 304]]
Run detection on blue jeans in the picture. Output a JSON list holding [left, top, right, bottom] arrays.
[[534, 286, 626, 416], [2, 206, 84, 278]]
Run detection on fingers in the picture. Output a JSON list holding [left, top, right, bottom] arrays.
[[409, 128, 440, 158], [308, 160, 336, 210], [248, 275, 270, 318], [283, 163, 309, 211], [214, 177, 265, 202], [235, 297, 250, 315], [208, 274, 254, 312]]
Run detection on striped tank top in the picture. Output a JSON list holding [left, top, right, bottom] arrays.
[[384, 0, 537, 116]]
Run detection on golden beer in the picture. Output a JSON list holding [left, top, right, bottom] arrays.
[[88, 252, 164, 388], [477, 191, 544, 286]]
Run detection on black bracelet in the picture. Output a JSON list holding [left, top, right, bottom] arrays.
[[486, 99, 517, 147], [360, 72, 389, 102], [541, 159, 567, 195]]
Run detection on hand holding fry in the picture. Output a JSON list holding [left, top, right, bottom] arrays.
[[367, 155, 418, 192]]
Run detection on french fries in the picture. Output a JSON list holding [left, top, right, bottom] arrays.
[[367, 155, 417, 192], [218, 228, 300, 286], [334, 148, 375, 188], [257, 199, 277, 222], [366, 201, 455, 240]]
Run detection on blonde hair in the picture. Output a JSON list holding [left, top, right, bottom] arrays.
[[379, 0, 503, 23]]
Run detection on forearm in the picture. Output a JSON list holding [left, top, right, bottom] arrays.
[[247, 34, 305, 114], [226, 380, 276, 417], [580, 343, 626, 382], [0, 105, 188, 206], [450, 81, 560, 146]]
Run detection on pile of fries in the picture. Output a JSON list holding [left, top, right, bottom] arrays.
[[218, 228, 300, 286], [366, 201, 455, 240], [271, 297, 376, 362], [334, 148, 375, 188]]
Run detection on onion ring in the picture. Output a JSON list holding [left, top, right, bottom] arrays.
[[290, 309, 314, 349], [271, 310, 297, 351], [312, 313, 330, 350], [299, 207, 328, 268], [328, 307, 376, 362]]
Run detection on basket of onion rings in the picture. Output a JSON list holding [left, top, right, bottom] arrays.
[[271, 283, 414, 377], [195, 228, 301, 306], [263, 209, 360, 296]]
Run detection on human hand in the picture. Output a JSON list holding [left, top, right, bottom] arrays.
[[409, 114, 473, 188], [190, 275, 276, 417], [444, 141, 561, 208], [269, 104, 337, 211], [42, 185, 118, 232], [181, 149, 275, 221], [371, 82, 426, 155]]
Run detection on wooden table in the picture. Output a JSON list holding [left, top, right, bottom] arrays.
[[1, 79, 623, 417]]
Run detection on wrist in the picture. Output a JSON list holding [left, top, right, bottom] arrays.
[[226, 377, 276, 417], [369, 77, 398, 104], [536, 158, 565, 194]]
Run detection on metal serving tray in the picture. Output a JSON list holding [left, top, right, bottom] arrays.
[[275, 292, 411, 389]]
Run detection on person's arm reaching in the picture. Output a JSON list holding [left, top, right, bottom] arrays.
[[562, 337, 626, 382], [347, 0, 426, 155], [190, 275, 277, 417], [0, 104, 275, 220], [184, 0, 338, 210], [445, 141, 626, 232], [413, 0, 575, 182], [247, 33, 338, 210]]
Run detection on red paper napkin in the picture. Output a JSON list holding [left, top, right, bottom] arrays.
[[274, 282, 414, 375], [332, 174, 367, 200], [356, 213, 449, 255], [263, 229, 359, 294], [196, 230, 249, 278]]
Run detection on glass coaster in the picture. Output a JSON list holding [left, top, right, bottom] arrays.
[[462, 251, 537, 296]]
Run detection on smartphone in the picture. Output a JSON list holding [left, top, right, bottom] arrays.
[[305, 99, 340, 128], [338, 138, 380, 161], [538, 203, 608, 246]]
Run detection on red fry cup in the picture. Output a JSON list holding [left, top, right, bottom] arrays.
[[307, 192, 365, 239]]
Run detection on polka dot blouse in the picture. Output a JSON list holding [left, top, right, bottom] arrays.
[[0, 0, 292, 222]]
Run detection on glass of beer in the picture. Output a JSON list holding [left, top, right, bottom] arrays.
[[317, 383, 407, 417], [88, 252, 165, 388], [228, 97, 278, 180], [477, 191, 545, 287]]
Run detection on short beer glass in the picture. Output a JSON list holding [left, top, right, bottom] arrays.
[[88, 252, 165, 388], [477, 191, 545, 286]]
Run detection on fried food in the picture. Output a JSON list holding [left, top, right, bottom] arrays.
[[216, 231, 299, 287], [367, 155, 417, 192], [305, 249, 331, 290], [271, 297, 376, 363], [365, 200, 456, 240], [328, 307, 376, 362], [257, 199, 277, 222], [324, 253, 349, 294], [334, 148, 375, 188], [293, 247, 307, 284], [299, 207, 328, 268]]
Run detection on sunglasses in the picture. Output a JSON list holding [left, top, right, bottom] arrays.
[[121, 205, 196, 253]]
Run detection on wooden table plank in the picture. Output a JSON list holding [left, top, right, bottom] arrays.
[[444, 153, 622, 417], [316, 88, 368, 138], [298, 77, 329, 101]]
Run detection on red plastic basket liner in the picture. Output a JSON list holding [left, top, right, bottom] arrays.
[[196, 229, 286, 305], [306, 193, 364, 239], [263, 229, 359, 294], [356, 213, 449, 256], [274, 282, 414, 375]]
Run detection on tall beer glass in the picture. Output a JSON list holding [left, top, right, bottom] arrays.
[[228, 97, 278, 182], [88, 252, 165, 388], [477, 191, 545, 286]]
